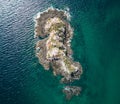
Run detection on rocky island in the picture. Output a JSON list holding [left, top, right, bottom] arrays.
[[34, 7, 83, 100]]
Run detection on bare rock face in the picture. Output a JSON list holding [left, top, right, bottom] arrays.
[[34, 7, 83, 100], [63, 86, 81, 100]]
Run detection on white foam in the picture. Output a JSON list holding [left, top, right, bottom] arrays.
[[33, 6, 71, 22]]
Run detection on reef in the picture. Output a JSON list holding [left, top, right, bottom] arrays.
[[63, 86, 81, 100], [34, 7, 82, 99]]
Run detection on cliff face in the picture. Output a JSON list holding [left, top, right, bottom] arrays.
[[34, 7, 82, 99]]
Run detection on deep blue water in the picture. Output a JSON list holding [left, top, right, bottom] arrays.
[[0, 0, 120, 104]]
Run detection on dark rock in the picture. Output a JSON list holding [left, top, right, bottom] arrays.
[[63, 86, 81, 100], [60, 76, 73, 84]]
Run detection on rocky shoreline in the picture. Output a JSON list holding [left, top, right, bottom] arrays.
[[34, 7, 82, 99]]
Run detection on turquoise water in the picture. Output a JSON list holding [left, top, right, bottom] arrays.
[[0, 0, 120, 104]]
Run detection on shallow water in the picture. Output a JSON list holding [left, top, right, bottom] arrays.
[[0, 0, 120, 104]]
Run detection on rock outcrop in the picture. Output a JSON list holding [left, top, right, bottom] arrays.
[[34, 7, 83, 99], [63, 86, 81, 100]]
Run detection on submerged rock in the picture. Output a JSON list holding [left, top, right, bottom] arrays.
[[63, 86, 81, 100]]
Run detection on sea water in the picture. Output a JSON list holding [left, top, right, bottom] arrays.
[[0, 0, 120, 104]]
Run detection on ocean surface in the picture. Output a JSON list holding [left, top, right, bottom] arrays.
[[0, 0, 120, 104]]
